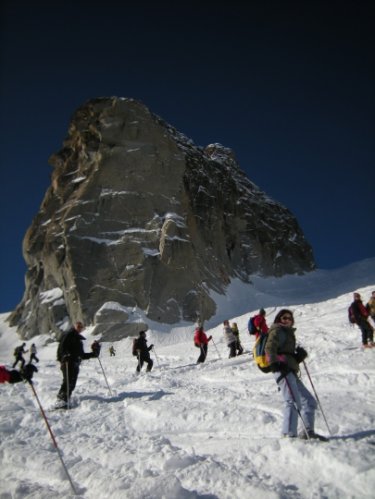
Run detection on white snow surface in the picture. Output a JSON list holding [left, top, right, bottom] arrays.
[[1, 259, 375, 498]]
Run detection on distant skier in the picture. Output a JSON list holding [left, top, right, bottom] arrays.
[[223, 320, 237, 358], [194, 326, 212, 363], [133, 331, 153, 373], [248, 308, 269, 338], [12, 343, 27, 369], [109, 345, 116, 356], [350, 292, 374, 348], [231, 322, 243, 355], [55, 322, 99, 409], [29, 343, 39, 364]]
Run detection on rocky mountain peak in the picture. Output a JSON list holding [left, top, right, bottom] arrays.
[[9, 97, 315, 340]]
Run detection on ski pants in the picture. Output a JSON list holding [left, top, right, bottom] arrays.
[[136, 352, 153, 372], [12, 355, 25, 369], [228, 341, 237, 358], [197, 344, 208, 363], [358, 319, 374, 345], [57, 360, 80, 402], [30, 353, 39, 363], [236, 340, 243, 355], [274, 371, 317, 437]]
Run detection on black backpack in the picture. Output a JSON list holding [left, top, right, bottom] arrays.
[[348, 306, 356, 324], [132, 338, 139, 356]]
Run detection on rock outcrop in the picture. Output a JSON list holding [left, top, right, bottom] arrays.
[[9, 97, 315, 339]]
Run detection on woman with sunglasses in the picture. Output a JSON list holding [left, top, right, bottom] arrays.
[[265, 309, 327, 440]]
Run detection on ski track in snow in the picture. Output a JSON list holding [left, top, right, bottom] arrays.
[[1, 263, 375, 498]]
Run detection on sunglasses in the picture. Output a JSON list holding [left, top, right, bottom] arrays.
[[280, 315, 293, 321]]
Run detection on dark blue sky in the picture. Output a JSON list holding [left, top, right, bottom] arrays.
[[1, 1, 374, 313]]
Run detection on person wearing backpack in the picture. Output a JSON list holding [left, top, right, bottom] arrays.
[[248, 308, 269, 338], [194, 326, 212, 363], [133, 331, 154, 373], [265, 309, 327, 441], [12, 343, 27, 369], [350, 292, 374, 348], [223, 320, 237, 358], [55, 322, 99, 409]]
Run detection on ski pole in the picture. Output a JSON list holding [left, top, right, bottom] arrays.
[[302, 361, 332, 436], [65, 362, 70, 411], [284, 374, 310, 439], [211, 337, 222, 360], [152, 346, 160, 368], [27, 381, 78, 495], [97, 357, 113, 396]]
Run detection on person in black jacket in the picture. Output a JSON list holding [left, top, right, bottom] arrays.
[[12, 343, 27, 368], [134, 331, 154, 373], [55, 322, 98, 408]]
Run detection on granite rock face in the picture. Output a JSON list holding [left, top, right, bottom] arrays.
[[9, 97, 315, 340]]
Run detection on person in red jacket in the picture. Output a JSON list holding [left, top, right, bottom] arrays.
[[0, 364, 37, 384], [253, 308, 269, 338], [194, 326, 212, 363], [350, 293, 374, 348]]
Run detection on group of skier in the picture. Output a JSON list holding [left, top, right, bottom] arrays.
[[1, 289, 373, 440]]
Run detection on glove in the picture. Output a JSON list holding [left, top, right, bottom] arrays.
[[8, 369, 24, 384], [294, 346, 308, 363], [91, 344, 101, 356], [149, 344, 154, 349], [270, 362, 286, 373], [21, 364, 38, 383], [208, 335, 212, 341]]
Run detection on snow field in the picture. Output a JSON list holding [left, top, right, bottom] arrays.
[[0, 265, 375, 498]]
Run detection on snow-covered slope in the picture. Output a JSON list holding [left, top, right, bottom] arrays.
[[1, 259, 375, 498]]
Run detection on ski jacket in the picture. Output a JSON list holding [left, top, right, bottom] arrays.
[[351, 300, 369, 324], [253, 314, 269, 334], [57, 328, 93, 363], [231, 325, 240, 338], [265, 323, 300, 373], [194, 328, 210, 346], [135, 336, 152, 354], [223, 325, 236, 345], [14, 344, 26, 357]]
